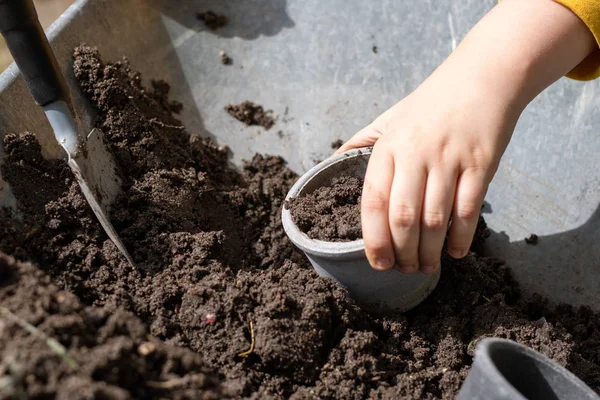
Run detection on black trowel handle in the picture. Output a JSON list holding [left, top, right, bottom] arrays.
[[0, 0, 67, 106]]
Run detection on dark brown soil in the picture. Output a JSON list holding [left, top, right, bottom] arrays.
[[525, 233, 539, 245], [0, 252, 228, 400], [220, 51, 232, 65], [1, 45, 599, 399], [226, 101, 275, 130], [286, 175, 363, 242], [331, 139, 344, 150], [196, 11, 228, 31]]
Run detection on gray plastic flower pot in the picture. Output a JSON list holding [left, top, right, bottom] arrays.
[[457, 338, 600, 400], [281, 147, 440, 312]]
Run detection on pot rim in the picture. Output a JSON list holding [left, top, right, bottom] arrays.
[[473, 338, 598, 399], [282, 147, 371, 260]]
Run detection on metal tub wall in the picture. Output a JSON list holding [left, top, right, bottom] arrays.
[[0, 0, 598, 309]]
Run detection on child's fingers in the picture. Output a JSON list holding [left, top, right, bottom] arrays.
[[447, 168, 489, 258], [361, 144, 395, 271], [387, 160, 426, 273], [334, 126, 383, 155], [418, 167, 458, 274]]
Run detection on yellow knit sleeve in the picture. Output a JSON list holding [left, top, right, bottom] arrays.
[[553, 0, 600, 81]]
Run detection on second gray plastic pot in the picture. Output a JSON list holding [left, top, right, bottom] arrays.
[[457, 338, 600, 400], [282, 147, 440, 312]]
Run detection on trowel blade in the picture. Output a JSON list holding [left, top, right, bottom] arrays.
[[68, 129, 136, 267], [44, 101, 135, 267]]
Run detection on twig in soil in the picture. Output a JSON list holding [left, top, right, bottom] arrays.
[[149, 118, 186, 130], [237, 320, 255, 358], [0, 307, 78, 370], [24, 226, 39, 239]]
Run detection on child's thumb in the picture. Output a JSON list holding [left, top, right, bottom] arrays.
[[333, 126, 383, 155]]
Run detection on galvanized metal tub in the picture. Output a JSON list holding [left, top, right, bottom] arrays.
[[0, 0, 598, 309]]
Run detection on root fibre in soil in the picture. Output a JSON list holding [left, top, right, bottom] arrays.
[[1, 46, 599, 399]]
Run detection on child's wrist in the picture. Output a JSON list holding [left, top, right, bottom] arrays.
[[432, 0, 596, 117]]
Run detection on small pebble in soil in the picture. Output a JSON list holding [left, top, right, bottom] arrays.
[[525, 233, 539, 245], [138, 342, 156, 356], [205, 313, 217, 325], [331, 139, 344, 150], [197, 11, 228, 30], [219, 50, 231, 65], [225, 101, 275, 130], [286, 175, 363, 241]]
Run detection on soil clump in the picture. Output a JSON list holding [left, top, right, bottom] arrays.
[[330, 139, 344, 150], [197, 11, 228, 31], [226, 101, 275, 130]]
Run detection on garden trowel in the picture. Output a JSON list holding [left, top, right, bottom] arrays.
[[0, 0, 135, 267]]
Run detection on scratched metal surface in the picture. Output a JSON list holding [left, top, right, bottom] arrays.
[[0, 0, 599, 308]]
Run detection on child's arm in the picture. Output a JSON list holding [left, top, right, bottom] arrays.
[[554, 0, 600, 80], [336, 0, 598, 274]]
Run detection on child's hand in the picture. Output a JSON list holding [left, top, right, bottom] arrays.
[[336, 76, 516, 274], [339, 72, 518, 273], [336, 0, 596, 274]]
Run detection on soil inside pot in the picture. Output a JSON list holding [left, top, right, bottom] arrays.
[[285, 175, 363, 241], [1, 46, 599, 400]]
